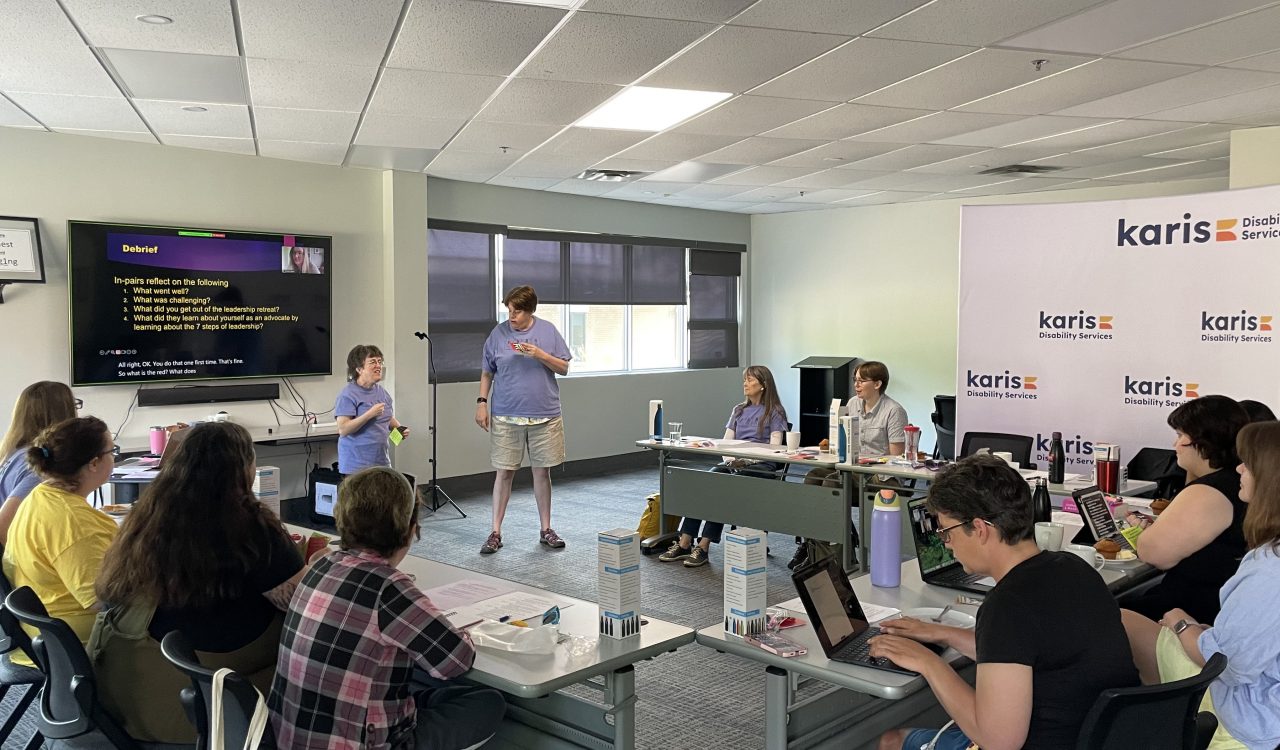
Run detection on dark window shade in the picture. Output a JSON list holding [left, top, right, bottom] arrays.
[[424, 324, 493, 383], [690, 249, 741, 276], [689, 274, 736, 321], [428, 229, 493, 322], [688, 324, 738, 369], [631, 245, 686, 304], [503, 238, 564, 303], [568, 242, 626, 304]]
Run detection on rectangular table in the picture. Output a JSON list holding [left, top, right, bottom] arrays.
[[287, 524, 694, 750], [635, 439, 858, 570]]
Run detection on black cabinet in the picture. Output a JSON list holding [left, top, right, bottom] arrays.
[[792, 356, 859, 447]]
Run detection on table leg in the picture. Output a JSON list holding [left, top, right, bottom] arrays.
[[857, 473, 872, 574], [605, 664, 636, 750], [765, 665, 790, 749]]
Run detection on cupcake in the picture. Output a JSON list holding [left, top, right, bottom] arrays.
[[1095, 538, 1121, 560]]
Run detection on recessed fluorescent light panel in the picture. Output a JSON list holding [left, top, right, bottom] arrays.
[[576, 87, 731, 132]]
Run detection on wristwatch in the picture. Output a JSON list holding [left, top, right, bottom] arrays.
[[476, 397, 488, 404], [1173, 619, 1198, 635]]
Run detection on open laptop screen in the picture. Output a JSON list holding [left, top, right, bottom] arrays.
[[908, 496, 960, 575], [792, 557, 870, 655]]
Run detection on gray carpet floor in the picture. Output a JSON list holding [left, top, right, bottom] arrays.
[[0, 466, 862, 749]]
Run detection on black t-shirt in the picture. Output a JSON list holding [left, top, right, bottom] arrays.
[[977, 551, 1139, 749], [148, 523, 303, 652]]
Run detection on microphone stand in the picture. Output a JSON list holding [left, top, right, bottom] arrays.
[[413, 331, 465, 518]]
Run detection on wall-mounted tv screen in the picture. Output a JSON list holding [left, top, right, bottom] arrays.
[[68, 221, 332, 386]]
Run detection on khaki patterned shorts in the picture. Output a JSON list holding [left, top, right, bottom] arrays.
[[490, 416, 565, 469]]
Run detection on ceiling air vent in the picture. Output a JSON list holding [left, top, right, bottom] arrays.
[[976, 164, 1064, 175], [575, 169, 649, 182]]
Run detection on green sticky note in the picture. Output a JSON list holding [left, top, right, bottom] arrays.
[[389, 428, 403, 446]]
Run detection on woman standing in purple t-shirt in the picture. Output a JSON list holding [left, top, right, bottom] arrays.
[[335, 344, 408, 475], [658, 365, 788, 568]]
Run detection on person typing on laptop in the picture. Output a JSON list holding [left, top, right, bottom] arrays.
[[869, 455, 1138, 750]]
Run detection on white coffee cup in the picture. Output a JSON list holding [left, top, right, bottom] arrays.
[[1034, 521, 1064, 552], [1064, 543, 1106, 570], [786, 431, 802, 451]]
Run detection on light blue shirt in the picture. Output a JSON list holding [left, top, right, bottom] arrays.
[[334, 382, 393, 474], [1198, 545, 1280, 750], [725, 403, 787, 444], [0, 448, 40, 501], [482, 318, 571, 418]]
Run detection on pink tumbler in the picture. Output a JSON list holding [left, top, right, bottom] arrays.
[[149, 426, 167, 456], [903, 424, 921, 460]]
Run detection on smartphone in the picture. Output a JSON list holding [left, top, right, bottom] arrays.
[[745, 633, 806, 657]]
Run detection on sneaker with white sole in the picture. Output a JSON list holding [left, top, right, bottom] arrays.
[[683, 546, 709, 567], [658, 541, 692, 562]]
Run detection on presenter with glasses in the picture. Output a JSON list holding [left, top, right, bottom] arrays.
[[335, 344, 408, 476]]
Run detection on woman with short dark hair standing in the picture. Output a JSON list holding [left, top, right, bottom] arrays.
[[336, 343, 408, 475]]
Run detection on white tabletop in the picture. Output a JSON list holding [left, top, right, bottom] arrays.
[[636, 438, 840, 468], [838, 459, 1157, 498]]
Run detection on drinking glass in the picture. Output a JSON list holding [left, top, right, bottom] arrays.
[[667, 422, 683, 443]]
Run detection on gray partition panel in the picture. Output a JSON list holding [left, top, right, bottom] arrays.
[[662, 466, 847, 541]]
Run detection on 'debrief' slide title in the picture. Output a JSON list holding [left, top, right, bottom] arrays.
[[122, 243, 159, 253]]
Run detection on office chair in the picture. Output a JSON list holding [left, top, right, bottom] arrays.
[[1075, 652, 1226, 750], [1127, 447, 1185, 499], [3, 586, 141, 750], [930, 395, 956, 460], [0, 548, 44, 750], [960, 431, 1035, 468], [160, 631, 272, 750]]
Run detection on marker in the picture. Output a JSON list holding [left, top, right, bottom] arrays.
[[498, 615, 511, 623]]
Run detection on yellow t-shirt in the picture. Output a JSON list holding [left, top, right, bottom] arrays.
[[2, 482, 117, 666]]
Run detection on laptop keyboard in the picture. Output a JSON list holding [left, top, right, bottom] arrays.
[[831, 626, 889, 666]]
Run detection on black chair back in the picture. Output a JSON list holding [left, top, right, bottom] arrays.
[[3, 586, 139, 749], [0, 544, 37, 663], [960, 431, 1034, 467], [1075, 652, 1227, 750], [160, 630, 271, 750], [1127, 447, 1186, 498], [931, 396, 956, 460], [0, 548, 44, 750]]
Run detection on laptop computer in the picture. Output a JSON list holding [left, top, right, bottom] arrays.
[[907, 496, 995, 595], [791, 556, 943, 676], [1072, 485, 1135, 551]]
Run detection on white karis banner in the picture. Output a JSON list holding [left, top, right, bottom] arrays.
[[957, 185, 1280, 472]]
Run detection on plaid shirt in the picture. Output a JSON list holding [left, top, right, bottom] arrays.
[[268, 549, 476, 749]]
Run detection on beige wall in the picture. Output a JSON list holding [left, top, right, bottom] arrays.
[[1230, 126, 1280, 188]]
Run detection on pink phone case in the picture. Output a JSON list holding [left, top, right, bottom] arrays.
[[746, 633, 806, 657]]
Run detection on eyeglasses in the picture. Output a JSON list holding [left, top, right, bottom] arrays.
[[936, 518, 972, 544], [74, 398, 84, 410], [97, 445, 118, 459], [854, 378, 872, 384], [364, 358, 385, 366]]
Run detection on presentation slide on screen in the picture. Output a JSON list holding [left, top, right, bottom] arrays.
[[69, 224, 331, 385]]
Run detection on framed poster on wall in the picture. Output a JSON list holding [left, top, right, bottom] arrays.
[[0, 216, 46, 301]]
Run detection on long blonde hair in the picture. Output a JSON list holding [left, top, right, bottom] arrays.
[[1, 381, 78, 458], [1239, 421, 1280, 552], [732, 365, 787, 438]]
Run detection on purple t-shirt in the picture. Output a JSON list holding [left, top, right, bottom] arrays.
[[334, 381, 393, 474], [725, 403, 788, 444], [481, 318, 571, 418], [0, 448, 40, 501]]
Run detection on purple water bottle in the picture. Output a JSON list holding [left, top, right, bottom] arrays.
[[870, 489, 902, 588]]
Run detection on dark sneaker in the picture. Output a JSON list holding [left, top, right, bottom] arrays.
[[480, 531, 503, 554], [658, 541, 692, 562], [683, 546, 709, 567], [787, 543, 809, 570], [540, 528, 566, 549]]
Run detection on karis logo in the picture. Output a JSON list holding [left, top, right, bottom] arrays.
[[1035, 432, 1095, 467], [965, 370, 1038, 400], [1201, 310, 1274, 344], [1118, 211, 1280, 245], [1123, 376, 1199, 407], [1038, 311, 1114, 341]]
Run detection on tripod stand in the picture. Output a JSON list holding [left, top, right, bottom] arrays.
[[414, 331, 465, 518]]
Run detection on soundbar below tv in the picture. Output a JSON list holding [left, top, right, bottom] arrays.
[[68, 221, 333, 386]]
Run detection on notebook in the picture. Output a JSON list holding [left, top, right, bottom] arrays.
[[907, 496, 995, 595], [791, 556, 942, 676], [1072, 486, 1135, 551]]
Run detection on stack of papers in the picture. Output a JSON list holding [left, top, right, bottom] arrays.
[[422, 580, 573, 631]]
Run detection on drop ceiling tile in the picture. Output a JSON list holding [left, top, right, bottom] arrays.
[[255, 107, 359, 144], [61, 0, 237, 55], [730, 0, 931, 36], [761, 103, 930, 140], [957, 59, 1197, 116], [591, 157, 681, 173], [503, 154, 597, 179], [428, 150, 522, 177], [370, 69, 505, 119], [677, 183, 765, 200], [347, 145, 438, 172], [103, 49, 248, 104], [476, 79, 620, 126], [1000, 0, 1270, 56], [447, 120, 562, 154], [487, 175, 561, 190], [0, 1, 119, 96], [782, 188, 881, 203], [580, 0, 755, 23], [935, 116, 1111, 147], [836, 190, 937, 205], [246, 58, 377, 111], [56, 128, 158, 144], [839, 171, 944, 190], [640, 26, 849, 94], [1050, 157, 1180, 179], [1140, 84, 1280, 124], [709, 165, 826, 186], [907, 146, 1069, 174], [603, 181, 694, 198], [389, 0, 565, 76], [698, 137, 827, 165], [1104, 160, 1229, 182], [259, 140, 348, 165], [1028, 178, 1128, 191], [1226, 50, 1280, 73], [1042, 124, 1232, 163], [841, 144, 985, 171], [674, 96, 835, 137], [0, 97, 42, 128], [902, 173, 1029, 191], [751, 37, 973, 103], [534, 127, 651, 162], [546, 179, 625, 196], [1053, 67, 1280, 118], [615, 132, 742, 161], [744, 203, 828, 214], [855, 49, 1093, 111], [765, 140, 902, 168], [867, 0, 1104, 46], [644, 162, 749, 182], [354, 113, 464, 149], [722, 186, 798, 202], [699, 201, 763, 212], [9, 93, 147, 132], [523, 13, 711, 85], [773, 169, 887, 189], [239, 0, 403, 66], [160, 134, 256, 155], [850, 111, 1021, 143], [1147, 140, 1230, 160], [948, 177, 1046, 196], [134, 100, 251, 138], [1016, 119, 1192, 151], [1114, 5, 1280, 66]]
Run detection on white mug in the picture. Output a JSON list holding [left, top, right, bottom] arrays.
[[1034, 521, 1064, 552], [1064, 543, 1106, 570], [786, 431, 802, 451]]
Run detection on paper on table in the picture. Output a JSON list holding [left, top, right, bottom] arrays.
[[445, 590, 573, 631], [775, 596, 901, 624], [422, 579, 512, 611]]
